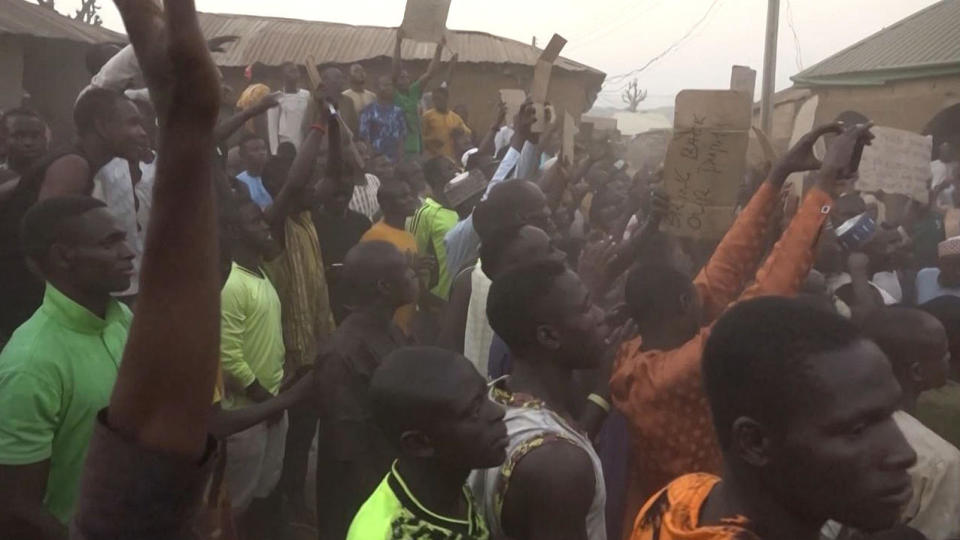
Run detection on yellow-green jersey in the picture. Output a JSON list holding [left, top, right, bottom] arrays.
[[347, 461, 490, 540]]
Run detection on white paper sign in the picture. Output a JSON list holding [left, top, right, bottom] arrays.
[[858, 126, 932, 204], [400, 0, 452, 43]]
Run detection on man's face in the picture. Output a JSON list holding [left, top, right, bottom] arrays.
[[349, 64, 366, 86], [384, 250, 419, 307], [323, 182, 355, 217], [4, 115, 47, 165], [764, 340, 916, 531], [238, 201, 282, 261], [400, 161, 427, 196], [428, 363, 508, 469], [500, 226, 565, 274], [915, 317, 951, 391], [538, 270, 606, 369], [433, 90, 449, 112], [370, 155, 396, 183], [62, 208, 135, 294], [282, 64, 300, 87], [516, 182, 557, 238], [102, 99, 148, 162], [385, 182, 419, 218], [397, 69, 412, 91], [240, 138, 269, 174], [378, 77, 396, 102]]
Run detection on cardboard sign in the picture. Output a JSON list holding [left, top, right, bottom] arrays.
[[858, 126, 932, 204], [499, 89, 526, 128], [562, 111, 577, 164], [540, 34, 568, 63], [662, 90, 751, 239], [400, 0, 451, 43], [530, 33, 566, 104]]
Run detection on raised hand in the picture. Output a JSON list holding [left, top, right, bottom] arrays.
[[207, 34, 239, 52], [770, 122, 844, 186], [115, 0, 221, 126], [819, 122, 875, 198]]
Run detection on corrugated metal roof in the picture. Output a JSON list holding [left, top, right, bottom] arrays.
[[792, 0, 960, 86], [0, 0, 123, 44], [197, 11, 603, 76]]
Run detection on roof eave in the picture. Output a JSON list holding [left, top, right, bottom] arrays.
[[791, 61, 960, 88]]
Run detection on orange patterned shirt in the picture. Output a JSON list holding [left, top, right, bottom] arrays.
[[630, 473, 759, 540], [611, 182, 833, 533]]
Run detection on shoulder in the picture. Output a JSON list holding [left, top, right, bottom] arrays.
[[509, 438, 595, 504], [346, 476, 395, 540], [0, 335, 62, 399]]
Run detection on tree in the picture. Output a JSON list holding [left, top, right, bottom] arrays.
[[74, 0, 103, 26], [622, 78, 648, 113]]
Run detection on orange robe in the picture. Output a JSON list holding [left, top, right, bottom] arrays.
[[610, 181, 833, 535]]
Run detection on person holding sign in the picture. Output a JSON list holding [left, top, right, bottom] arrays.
[[393, 29, 445, 158], [611, 123, 872, 530]]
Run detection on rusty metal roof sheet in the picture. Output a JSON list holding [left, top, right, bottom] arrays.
[[0, 0, 123, 43], [792, 0, 960, 86], [197, 11, 603, 75]]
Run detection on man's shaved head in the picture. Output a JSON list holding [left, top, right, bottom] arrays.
[[342, 240, 417, 308], [863, 307, 950, 398]]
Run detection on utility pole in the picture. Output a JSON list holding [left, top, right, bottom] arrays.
[[760, 0, 780, 135]]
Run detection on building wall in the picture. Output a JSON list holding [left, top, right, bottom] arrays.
[[21, 37, 96, 146], [0, 35, 24, 112], [220, 58, 598, 139]]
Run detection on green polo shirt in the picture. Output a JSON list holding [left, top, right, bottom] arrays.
[[219, 262, 285, 409], [410, 197, 458, 300], [347, 460, 489, 540], [394, 80, 423, 156], [0, 284, 131, 523], [915, 379, 960, 450]]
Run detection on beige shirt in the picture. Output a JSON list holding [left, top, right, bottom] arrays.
[[342, 88, 377, 116], [822, 410, 960, 540]]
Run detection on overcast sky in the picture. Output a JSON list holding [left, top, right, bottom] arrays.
[[57, 0, 939, 109]]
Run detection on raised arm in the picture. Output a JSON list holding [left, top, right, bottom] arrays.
[[264, 107, 331, 225], [392, 28, 404, 82], [214, 92, 279, 143], [442, 52, 459, 88], [475, 102, 506, 158], [694, 123, 842, 322], [741, 123, 873, 302], [416, 36, 446, 88], [107, 0, 223, 460]]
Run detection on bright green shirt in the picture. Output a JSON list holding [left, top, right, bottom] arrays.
[[219, 262, 285, 409], [347, 460, 489, 540], [915, 379, 960, 450], [410, 197, 458, 300], [394, 80, 423, 156], [0, 284, 131, 523]]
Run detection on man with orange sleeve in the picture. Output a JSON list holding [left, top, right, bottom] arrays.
[[611, 122, 860, 533]]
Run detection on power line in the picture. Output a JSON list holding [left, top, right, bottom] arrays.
[[785, 0, 803, 71], [603, 0, 723, 85], [567, 0, 668, 52]]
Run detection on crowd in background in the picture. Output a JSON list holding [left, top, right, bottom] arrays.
[[0, 1, 959, 540]]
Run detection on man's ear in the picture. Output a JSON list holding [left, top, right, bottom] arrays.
[[48, 243, 73, 272], [398, 430, 435, 459], [908, 361, 924, 387], [536, 324, 561, 351], [731, 416, 772, 467]]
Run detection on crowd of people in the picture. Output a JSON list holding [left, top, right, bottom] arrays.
[[0, 1, 958, 539]]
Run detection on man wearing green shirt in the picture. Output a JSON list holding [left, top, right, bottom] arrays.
[[392, 28, 445, 157], [917, 296, 960, 449], [218, 194, 287, 523], [0, 195, 134, 535]]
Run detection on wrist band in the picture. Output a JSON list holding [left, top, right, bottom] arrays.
[[587, 393, 611, 413], [311, 123, 327, 134]]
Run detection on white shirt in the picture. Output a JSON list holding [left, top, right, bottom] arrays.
[[91, 157, 156, 297], [268, 89, 311, 153], [916, 267, 960, 305], [349, 174, 381, 221]]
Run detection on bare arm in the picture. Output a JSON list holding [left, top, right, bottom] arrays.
[[442, 52, 458, 87], [265, 110, 332, 225], [209, 372, 314, 438], [392, 29, 404, 82], [475, 102, 507, 158], [416, 37, 446, 88], [501, 442, 595, 540], [214, 94, 278, 143], [107, 0, 223, 459], [37, 156, 92, 200], [435, 265, 473, 353], [0, 462, 65, 540]]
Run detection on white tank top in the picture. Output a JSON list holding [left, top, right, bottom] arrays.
[[464, 262, 494, 376], [469, 388, 607, 540]]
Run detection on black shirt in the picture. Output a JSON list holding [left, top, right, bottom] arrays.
[[312, 207, 371, 324]]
